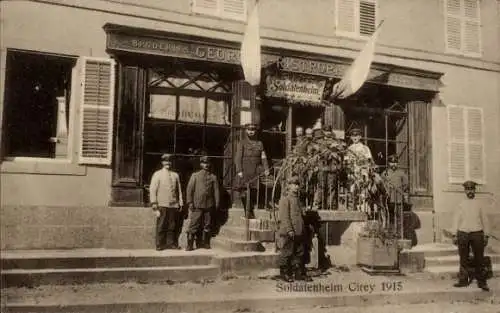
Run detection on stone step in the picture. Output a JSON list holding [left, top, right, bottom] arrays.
[[1, 265, 220, 288], [1, 249, 214, 270], [409, 243, 458, 257], [425, 254, 500, 267], [218, 226, 275, 242], [425, 263, 500, 279], [211, 236, 264, 252]]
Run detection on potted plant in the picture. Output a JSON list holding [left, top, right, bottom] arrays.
[[356, 220, 400, 273]]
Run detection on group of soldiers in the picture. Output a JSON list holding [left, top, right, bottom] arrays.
[[149, 153, 220, 251]]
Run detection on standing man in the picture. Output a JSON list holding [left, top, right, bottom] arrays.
[[150, 154, 184, 250], [185, 156, 220, 251], [235, 122, 270, 219], [452, 180, 491, 291], [278, 176, 313, 282], [382, 154, 409, 226]]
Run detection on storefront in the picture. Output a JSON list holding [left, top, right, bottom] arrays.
[[104, 24, 442, 208]]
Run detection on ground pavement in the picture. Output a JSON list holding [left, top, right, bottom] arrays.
[[2, 262, 499, 313]]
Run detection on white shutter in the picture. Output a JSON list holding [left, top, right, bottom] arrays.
[[445, 0, 462, 51], [336, 0, 356, 34], [447, 105, 466, 183], [463, 0, 481, 54], [191, 0, 219, 16], [445, 0, 481, 55], [466, 107, 485, 183], [359, 0, 376, 35], [78, 57, 115, 165], [221, 0, 247, 21]]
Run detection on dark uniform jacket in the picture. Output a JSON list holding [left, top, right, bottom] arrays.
[[235, 135, 269, 188], [186, 169, 220, 209], [278, 193, 305, 237], [382, 168, 409, 203]]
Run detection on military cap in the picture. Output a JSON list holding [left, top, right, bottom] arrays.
[[349, 128, 362, 136], [161, 153, 172, 161], [199, 155, 209, 164], [388, 154, 399, 163], [323, 125, 333, 132], [245, 123, 258, 130], [462, 180, 477, 189], [287, 176, 300, 185]]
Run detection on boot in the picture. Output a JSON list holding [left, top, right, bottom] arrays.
[[185, 234, 194, 251], [294, 266, 312, 282], [203, 231, 211, 249], [279, 266, 293, 282]]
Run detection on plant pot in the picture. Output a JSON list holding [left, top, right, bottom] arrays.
[[356, 236, 398, 269]]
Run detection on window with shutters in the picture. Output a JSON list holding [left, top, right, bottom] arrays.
[[78, 57, 115, 165], [335, 0, 377, 38], [447, 105, 485, 184], [2, 50, 76, 160], [191, 0, 247, 22], [444, 0, 482, 57]]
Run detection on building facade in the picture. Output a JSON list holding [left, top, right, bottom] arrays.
[[1, 0, 499, 249]]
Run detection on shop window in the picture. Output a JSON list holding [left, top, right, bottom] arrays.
[[335, 0, 377, 38], [444, 0, 481, 57], [145, 65, 234, 187], [191, 0, 247, 22], [3, 51, 75, 159], [447, 105, 485, 184]]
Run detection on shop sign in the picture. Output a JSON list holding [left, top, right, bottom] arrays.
[[265, 75, 327, 104]]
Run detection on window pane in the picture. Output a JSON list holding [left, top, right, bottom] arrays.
[[149, 94, 176, 120], [175, 124, 204, 155], [207, 96, 231, 125], [178, 95, 205, 123], [4, 51, 74, 158]]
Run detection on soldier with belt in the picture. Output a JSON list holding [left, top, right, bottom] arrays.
[[382, 154, 409, 225], [278, 176, 313, 282], [235, 122, 269, 219], [185, 156, 220, 251]]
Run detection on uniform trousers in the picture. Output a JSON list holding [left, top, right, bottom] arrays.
[[279, 235, 305, 269], [156, 207, 178, 248], [188, 208, 213, 235], [457, 230, 486, 284]]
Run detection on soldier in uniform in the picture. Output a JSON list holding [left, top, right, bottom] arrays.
[[382, 154, 409, 226], [278, 176, 313, 282], [149, 154, 184, 250], [185, 156, 220, 251], [235, 122, 270, 219], [452, 180, 491, 291]]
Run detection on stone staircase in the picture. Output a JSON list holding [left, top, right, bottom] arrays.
[[212, 208, 276, 252], [0, 207, 281, 288], [400, 242, 500, 279]]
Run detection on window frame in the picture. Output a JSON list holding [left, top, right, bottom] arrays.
[[335, 0, 378, 40], [444, 0, 482, 58], [191, 0, 248, 22], [447, 105, 486, 185], [2, 49, 78, 164]]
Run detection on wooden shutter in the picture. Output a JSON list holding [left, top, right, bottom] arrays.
[[221, 0, 247, 21], [191, 0, 219, 16], [359, 0, 376, 35], [445, 0, 462, 51], [466, 107, 485, 183], [463, 0, 481, 54], [78, 57, 115, 165], [447, 105, 466, 183], [336, 0, 356, 34], [445, 0, 481, 55], [409, 101, 432, 194]]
